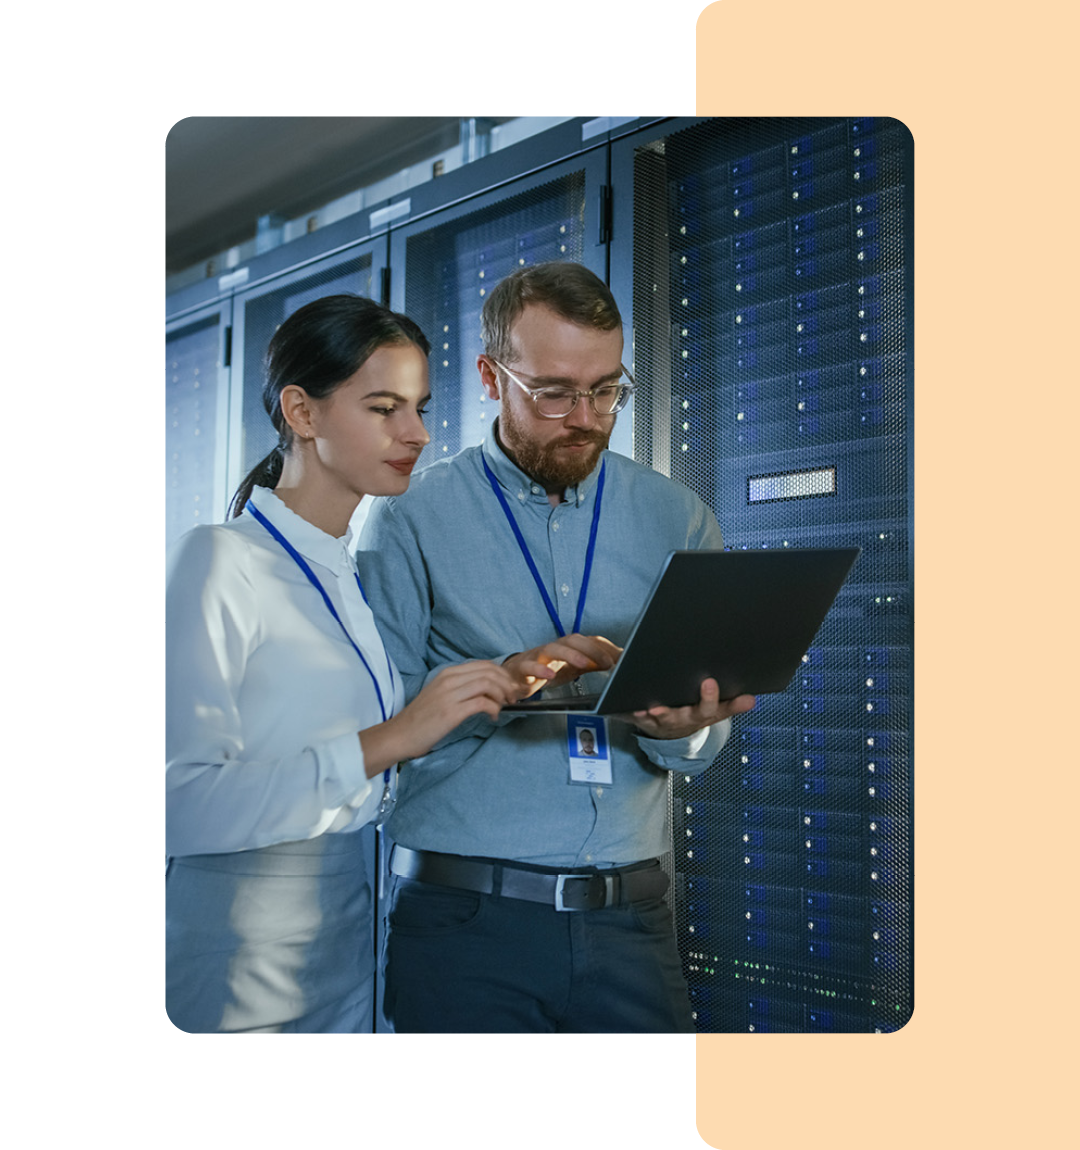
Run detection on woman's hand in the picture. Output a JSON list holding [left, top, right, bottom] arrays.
[[359, 660, 529, 775]]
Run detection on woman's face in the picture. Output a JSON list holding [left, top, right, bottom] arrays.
[[307, 341, 431, 500]]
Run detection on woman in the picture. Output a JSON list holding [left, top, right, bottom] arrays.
[[166, 294, 548, 1032]]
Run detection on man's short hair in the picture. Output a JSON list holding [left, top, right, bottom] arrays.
[[480, 261, 623, 364]]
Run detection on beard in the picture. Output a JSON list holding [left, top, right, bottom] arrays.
[[497, 404, 612, 492]]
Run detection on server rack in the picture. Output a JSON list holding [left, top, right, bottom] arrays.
[[612, 116, 913, 1032], [165, 300, 232, 555], [384, 127, 628, 461]]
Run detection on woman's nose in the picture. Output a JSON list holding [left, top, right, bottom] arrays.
[[403, 409, 431, 447]]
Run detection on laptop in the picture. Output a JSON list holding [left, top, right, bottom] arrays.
[[504, 547, 861, 715]]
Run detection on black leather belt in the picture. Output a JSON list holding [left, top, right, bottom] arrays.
[[389, 845, 668, 912]]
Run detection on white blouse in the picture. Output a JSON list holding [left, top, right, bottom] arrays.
[[166, 486, 404, 858]]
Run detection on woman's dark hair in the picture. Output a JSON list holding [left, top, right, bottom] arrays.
[[228, 294, 430, 517]]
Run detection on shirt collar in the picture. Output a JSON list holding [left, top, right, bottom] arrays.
[[481, 419, 603, 507], [246, 486, 354, 572]]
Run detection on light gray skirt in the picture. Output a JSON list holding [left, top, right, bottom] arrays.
[[166, 832, 374, 1033]]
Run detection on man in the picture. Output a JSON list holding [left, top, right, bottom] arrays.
[[358, 261, 755, 1032]]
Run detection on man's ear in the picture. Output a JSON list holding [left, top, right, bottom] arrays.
[[477, 355, 501, 402], [279, 385, 317, 440]]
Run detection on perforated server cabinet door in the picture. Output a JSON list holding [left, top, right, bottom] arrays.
[[166, 301, 232, 551], [387, 149, 623, 465], [612, 117, 913, 1033], [228, 243, 383, 504]]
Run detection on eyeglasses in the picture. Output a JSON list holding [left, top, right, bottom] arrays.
[[490, 358, 635, 419]]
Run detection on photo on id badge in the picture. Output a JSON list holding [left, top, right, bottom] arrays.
[[567, 716, 612, 785]]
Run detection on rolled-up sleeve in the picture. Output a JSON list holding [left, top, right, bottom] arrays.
[[635, 718, 731, 776]]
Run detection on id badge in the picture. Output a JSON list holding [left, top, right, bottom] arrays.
[[567, 715, 613, 785]]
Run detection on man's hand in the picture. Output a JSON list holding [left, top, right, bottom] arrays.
[[616, 678, 756, 740], [503, 634, 622, 699]]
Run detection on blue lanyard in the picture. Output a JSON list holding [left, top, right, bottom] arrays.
[[481, 452, 606, 638], [246, 500, 396, 724]]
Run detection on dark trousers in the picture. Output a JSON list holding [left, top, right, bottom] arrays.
[[383, 868, 696, 1033]]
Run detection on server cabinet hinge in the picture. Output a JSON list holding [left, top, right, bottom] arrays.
[[222, 324, 232, 368], [380, 267, 391, 308]]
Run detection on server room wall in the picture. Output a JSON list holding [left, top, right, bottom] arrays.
[[166, 116, 913, 1033]]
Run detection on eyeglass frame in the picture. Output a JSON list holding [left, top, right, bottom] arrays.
[[487, 357, 636, 419]]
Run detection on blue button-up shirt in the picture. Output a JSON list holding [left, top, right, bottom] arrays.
[[357, 423, 731, 867]]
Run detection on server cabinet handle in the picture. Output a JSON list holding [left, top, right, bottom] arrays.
[[598, 185, 612, 245]]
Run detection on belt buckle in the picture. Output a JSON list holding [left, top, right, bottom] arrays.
[[554, 874, 585, 912], [553, 873, 614, 911]]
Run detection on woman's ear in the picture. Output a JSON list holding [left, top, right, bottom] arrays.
[[279, 385, 316, 440], [477, 355, 501, 402]]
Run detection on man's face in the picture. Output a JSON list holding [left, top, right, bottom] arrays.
[[481, 303, 624, 493]]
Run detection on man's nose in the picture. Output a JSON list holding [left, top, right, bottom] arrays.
[[564, 393, 598, 430]]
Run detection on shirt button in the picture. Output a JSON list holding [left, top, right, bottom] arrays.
[[561, 584, 570, 596], [596, 787, 604, 797], [531, 485, 541, 495], [585, 854, 593, 863], [517, 491, 526, 502], [552, 521, 560, 531]]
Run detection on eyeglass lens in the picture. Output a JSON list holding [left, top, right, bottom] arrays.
[[534, 384, 629, 417]]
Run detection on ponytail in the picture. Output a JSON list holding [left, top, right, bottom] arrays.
[[228, 443, 285, 519]]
